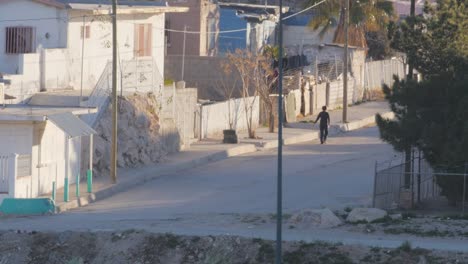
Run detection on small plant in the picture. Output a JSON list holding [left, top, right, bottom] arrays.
[[402, 212, 416, 220], [67, 257, 84, 264], [164, 79, 174, 86], [398, 241, 412, 252], [344, 207, 353, 213]]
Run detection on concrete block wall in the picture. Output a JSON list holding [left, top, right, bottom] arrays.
[[201, 97, 260, 138]]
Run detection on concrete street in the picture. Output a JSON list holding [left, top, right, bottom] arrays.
[[5, 126, 468, 253], [1, 126, 395, 229]]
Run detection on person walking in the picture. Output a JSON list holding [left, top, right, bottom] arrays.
[[314, 106, 330, 144]]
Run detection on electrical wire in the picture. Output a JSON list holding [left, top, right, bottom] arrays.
[[282, 0, 327, 21]]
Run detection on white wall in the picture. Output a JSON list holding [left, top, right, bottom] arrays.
[[66, 11, 166, 92], [7, 121, 81, 199], [1, 6, 166, 101], [0, 123, 33, 155], [201, 97, 260, 138], [0, 0, 67, 74], [284, 25, 334, 56], [3, 53, 41, 103]]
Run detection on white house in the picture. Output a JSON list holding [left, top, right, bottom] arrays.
[[0, 0, 188, 103], [0, 106, 97, 203], [0, 0, 188, 205]]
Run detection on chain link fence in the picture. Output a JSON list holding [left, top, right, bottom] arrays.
[[373, 152, 468, 213]]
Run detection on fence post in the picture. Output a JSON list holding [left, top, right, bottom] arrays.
[[52, 181, 56, 201], [463, 163, 467, 215], [76, 174, 80, 198], [334, 55, 338, 79], [411, 148, 415, 207], [418, 150, 421, 203], [64, 177, 69, 202], [373, 161, 378, 207], [315, 57, 318, 86], [7, 153, 17, 197]]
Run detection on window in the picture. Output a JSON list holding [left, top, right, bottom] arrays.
[[5, 26, 36, 54], [165, 20, 171, 47], [134, 24, 152, 57], [80, 25, 90, 39]]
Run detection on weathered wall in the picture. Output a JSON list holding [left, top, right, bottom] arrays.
[[200, 97, 260, 138], [2, 8, 166, 103], [364, 59, 406, 91], [165, 55, 242, 100], [166, 0, 219, 56], [0, 0, 67, 74]]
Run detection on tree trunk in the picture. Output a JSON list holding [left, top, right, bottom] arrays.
[[333, 7, 368, 49], [404, 147, 412, 189], [269, 111, 275, 133]]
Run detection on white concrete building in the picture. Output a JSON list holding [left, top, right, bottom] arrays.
[[0, 0, 187, 103], [0, 106, 96, 203]]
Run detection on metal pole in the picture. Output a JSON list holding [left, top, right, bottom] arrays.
[[334, 54, 338, 79], [80, 15, 86, 103], [181, 25, 187, 81], [342, 0, 349, 123], [418, 150, 421, 203], [87, 134, 93, 193], [276, 1, 284, 263], [64, 136, 70, 202], [110, 0, 118, 184], [411, 148, 415, 207], [373, 161, 377, 207], [463, 163, 467, 215]]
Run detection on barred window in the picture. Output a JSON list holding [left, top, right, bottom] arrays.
[[81, 25, 90, 39], [5, 27, 36, 54]]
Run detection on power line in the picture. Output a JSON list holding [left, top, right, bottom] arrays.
[[0, 1, 329, 33], [282, 0, 327, 20]]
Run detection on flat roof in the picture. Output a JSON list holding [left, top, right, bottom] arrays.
[[48, 112, 96, 137], [218, 2, 289, 14], [30, 0, 189, 14], [0, 105, 98, 122]]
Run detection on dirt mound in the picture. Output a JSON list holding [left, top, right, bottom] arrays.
[[0, 230, 465, 264], [93, 94, 180, 176]]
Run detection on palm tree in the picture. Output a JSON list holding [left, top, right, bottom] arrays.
[[305, 0, 395, 48]]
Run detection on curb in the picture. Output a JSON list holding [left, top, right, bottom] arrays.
[[56, 144, 258, 213], [335, 112, 394, 132], [55, 112, 394, 213]]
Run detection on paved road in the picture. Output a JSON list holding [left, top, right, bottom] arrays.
[[0, 126, 395, 230], [3, 126, 468, 253]]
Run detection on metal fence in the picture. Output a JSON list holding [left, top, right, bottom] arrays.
[[0, 155, 10, 194], [364, 59, 406, 91], [373, 152, 468, 213]]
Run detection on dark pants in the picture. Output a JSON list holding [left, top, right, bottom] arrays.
[[320, 125, 328, 143]]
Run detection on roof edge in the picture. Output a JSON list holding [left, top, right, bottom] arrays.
[[31, 0, 66, 9]]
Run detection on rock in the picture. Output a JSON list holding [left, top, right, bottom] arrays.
[[418, 256, 427, 264], [288, 208, 342, 228], [390, 214, 402, 220], [346, 208, 387, 223], [136, 114, 149, 128]]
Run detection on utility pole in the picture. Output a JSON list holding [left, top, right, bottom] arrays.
[[275, 2, 284, 264], [111, 0, 118, 184], [181, 25, 187, 81], [342, 0, 349, 123], [404, 0, 417, 189], [80, 15, 86, 102], [407, 0, 416, 80]]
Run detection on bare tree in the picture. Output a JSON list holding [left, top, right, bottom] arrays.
[[227, 49, 278, 135], [218, 60, 240, 130], [254, 50, 277, 133], [227, 49, 259, 139]]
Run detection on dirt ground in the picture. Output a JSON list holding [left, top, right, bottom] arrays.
[[0, 230, 467, 264]]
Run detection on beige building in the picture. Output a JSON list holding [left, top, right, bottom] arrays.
[[166, 0, 220, 56]]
